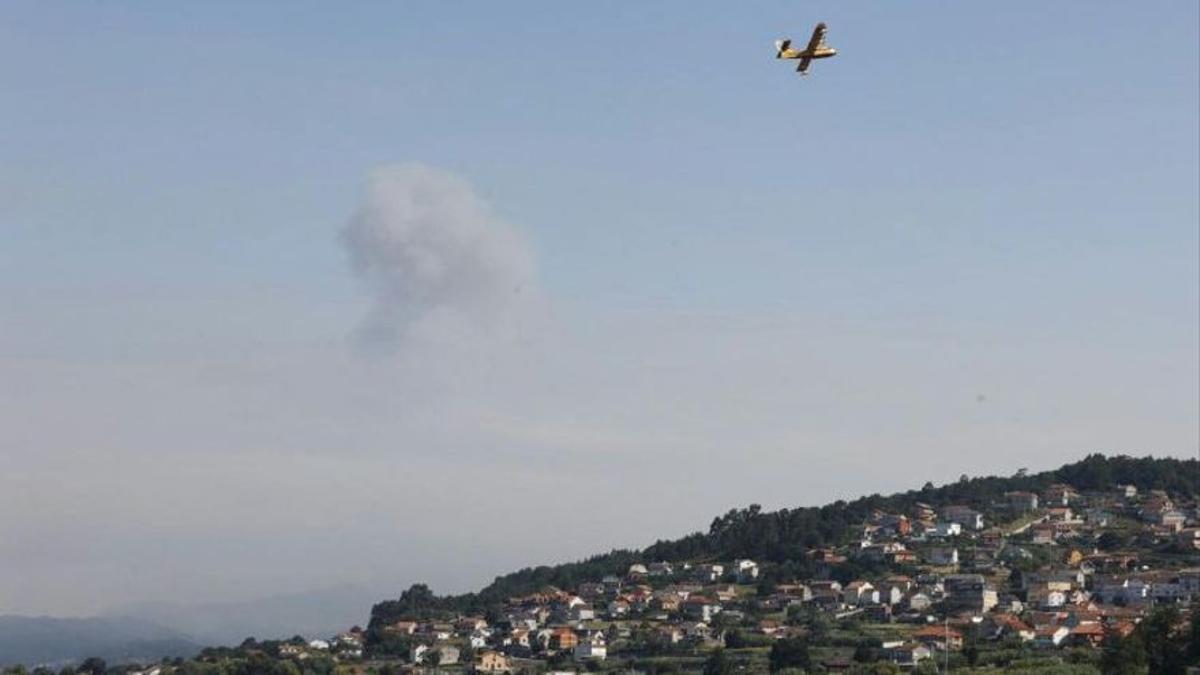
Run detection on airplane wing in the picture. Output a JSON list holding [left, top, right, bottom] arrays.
[[805, 22, 827, 53], [795, 56, 813, 74]]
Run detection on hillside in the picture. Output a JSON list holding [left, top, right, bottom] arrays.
[[369, 453, 1199, 625]]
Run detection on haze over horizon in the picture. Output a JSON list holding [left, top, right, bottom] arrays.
[[1, 2, 1197, 618]]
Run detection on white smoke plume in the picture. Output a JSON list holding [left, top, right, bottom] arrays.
[[342, 163, 538, 350]]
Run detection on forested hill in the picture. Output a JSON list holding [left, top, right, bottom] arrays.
[[369, 453, 1198, 625]]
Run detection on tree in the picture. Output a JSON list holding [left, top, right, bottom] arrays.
[[1098, 530, 1131, 551], [852, 641, 876, 663], [768, 637, 811, 673], [77, 660, 105, 675], [1138, 605, 1188, 674], [723, 629, 748, 649], [1189, 599, 1200, 663], [703, 648, 733, 675], [1101, 632, 1147, 675], [460, 644, 477, 666]]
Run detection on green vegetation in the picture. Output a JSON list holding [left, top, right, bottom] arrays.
[[370, 454, 1197, 628]]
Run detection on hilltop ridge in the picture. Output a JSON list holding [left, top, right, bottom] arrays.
[[369, 453, 1198, 623]]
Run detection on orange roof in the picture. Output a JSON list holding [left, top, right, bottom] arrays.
[[914, 626, 963, 639], [992, 614, 1033, 632]]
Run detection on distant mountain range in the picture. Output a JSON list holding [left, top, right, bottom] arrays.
[[112, 584, 380, 647], [0, 615, 199, 667], [0, 584, 380, 667]]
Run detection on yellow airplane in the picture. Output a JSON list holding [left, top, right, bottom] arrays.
[[775, 22, 837, 75]]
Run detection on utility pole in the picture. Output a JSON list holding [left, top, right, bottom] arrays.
[[944, 615, 950, 674]]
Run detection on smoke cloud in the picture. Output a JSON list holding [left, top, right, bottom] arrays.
[[342, 164, 538, 349]]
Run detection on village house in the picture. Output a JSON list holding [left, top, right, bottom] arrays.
[[277, 644, 307, 658], [877, 583, 905, 606], [1094, 576, 1151, 606], [651, 593, 681, 613], [1043, 484, 1077, 507], [1067, 623, 1107, 649], [606, 599, 630, 618], [1175, 528, 1200, 550], [913, 625, 963, 651], [1006, 491, 1040, 512], [710, 584, 739, 602], [573, 632, 607, 661], [1028, 587, 1067, 609], [1022, 569, 1084, 592], [926, 546, 959, 566], [694, 563, 724, 582], [859, 541, 906, 562], [912, 502, 937, 522], [933, 521, 963, 537], [568, 604, 595, 622], [1155, 510, 1188, 531], [944, 574, 998, 613], [1045, 507, 1074, 522], [776, 583, 813, 600], [873, 512, 912, 537], [457, 617, 489, 634], [808, 589, 844, 611], [941, 505, 985, 530], [647, 561, 675, 577], [808, 579, 843, 594], [507, 628, 532, 649], [388, 620, 419, 635], [1031, 524, 1058, 545], [468, 630, 491, 649], [682, 596, 722, 622], [658, 626, 684, 644], [882, 642, 932, 668], [413, 644, 461, 665], [333, 631, 364, 658], [1034, 625, 1070, 649], [842, 581, 878, 606], [576, 582, 606, 598], [982, 614, 1035, 642], [757, 619, 784, 637], [905, 592, 933, 611], [549, 627, 578, 652], [734, 559, 760, 582], [474, 650, 513, 673]]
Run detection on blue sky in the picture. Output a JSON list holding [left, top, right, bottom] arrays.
[[1, 2, 1196, 617]]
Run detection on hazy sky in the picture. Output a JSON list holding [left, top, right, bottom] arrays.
[[1, 2, 1197, 616]]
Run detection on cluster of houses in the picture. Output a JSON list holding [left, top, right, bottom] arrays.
[[280, 483, 1195, 671]]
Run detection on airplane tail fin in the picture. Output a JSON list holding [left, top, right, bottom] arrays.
[[775, 39, 790, 58]]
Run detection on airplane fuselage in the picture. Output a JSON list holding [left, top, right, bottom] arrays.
[[779, 47, 837, 60]]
